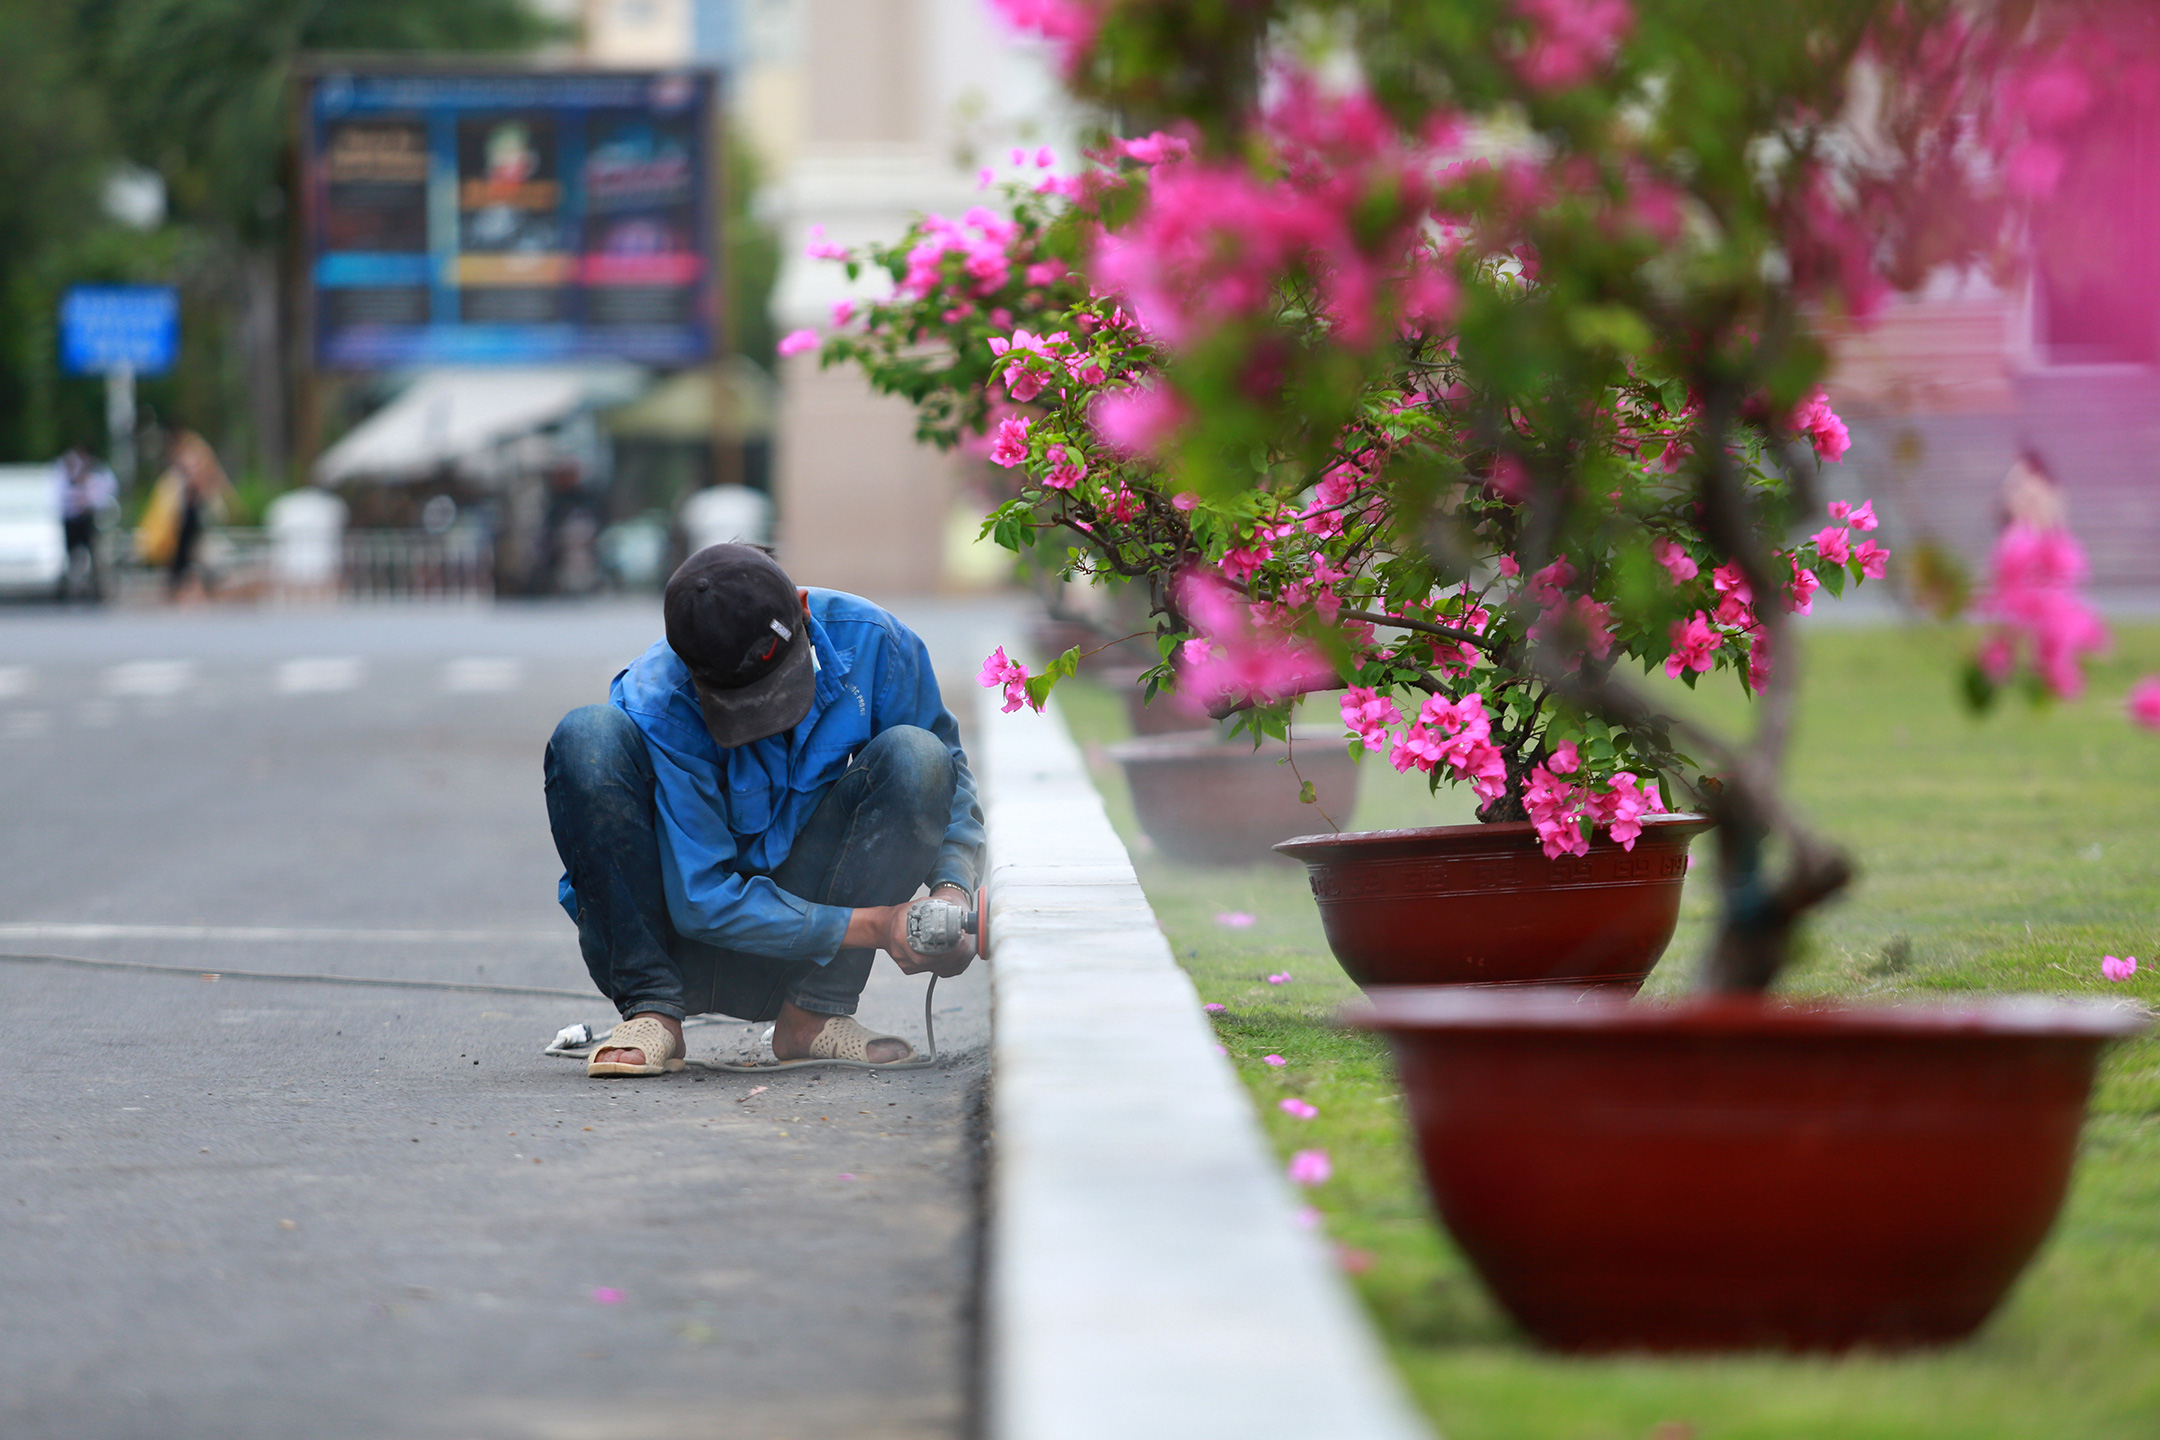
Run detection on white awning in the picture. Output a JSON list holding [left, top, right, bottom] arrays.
[[313, 366, 645, 486]]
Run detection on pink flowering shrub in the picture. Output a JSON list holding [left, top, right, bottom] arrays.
[[1966, 521, 2110, 705], [832, 0, 2116, 990]]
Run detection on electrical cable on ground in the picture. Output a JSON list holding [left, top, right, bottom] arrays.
[[0, 948, 593, 998], [0, 947, 949, 1066]]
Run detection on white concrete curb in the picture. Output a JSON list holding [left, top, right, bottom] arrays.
[[980, 690, 1432, 1440]]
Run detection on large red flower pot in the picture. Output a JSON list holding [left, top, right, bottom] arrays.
[[1274, 815, 1711, 990], [1108, 729, 1359, 866], [1351, 987, 2148, 1352]]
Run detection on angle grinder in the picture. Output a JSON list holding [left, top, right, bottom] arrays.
[[903, 886, 992, 966]]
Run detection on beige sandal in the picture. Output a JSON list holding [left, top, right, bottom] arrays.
[[586, 1015, 687, 1078], [703, 1012, 930, 1072], [809, 1014, 913, 1063]]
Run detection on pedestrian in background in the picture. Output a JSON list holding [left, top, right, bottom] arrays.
[[55, 445, 117, 602], [139, 430, 234, 602]]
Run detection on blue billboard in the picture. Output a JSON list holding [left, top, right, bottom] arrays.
[[301, 66, 718, 369], [60, 285, 179, 376]]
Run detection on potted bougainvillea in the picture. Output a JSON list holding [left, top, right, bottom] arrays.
[[802, 0, 2152, 1350]]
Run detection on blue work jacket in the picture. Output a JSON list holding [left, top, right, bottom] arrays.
[[558, 589, 983, 961]]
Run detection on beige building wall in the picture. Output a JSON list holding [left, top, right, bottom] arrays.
[[769, 0, 1075, 595]]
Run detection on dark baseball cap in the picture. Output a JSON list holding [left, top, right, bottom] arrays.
[[664, 544, 816, 748]]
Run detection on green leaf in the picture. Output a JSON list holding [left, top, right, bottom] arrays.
[[1021, 672, 1061, 710], [1299, 779, 1318, 804], [1820, 564, 1846, 598]]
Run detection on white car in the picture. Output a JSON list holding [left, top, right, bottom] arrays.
[[0, 465, 66, 596]]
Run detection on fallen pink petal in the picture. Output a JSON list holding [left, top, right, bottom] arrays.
[[1279, 1098, 1319, 1119], [1215, 911, 1257, 928], [2101, 955, 2138, 983], [1288, 1148, 1333, 1186], [1203, 1002, 1226, 1014], [1336, 1246, 1375, 1274], [1293, 1205, 1322, 1230], [838, 1173, 857, 1181], [1267, 972, 1292, 985], [1263, 1054, 1287, 1067], [591, 1288, 625, 1305]]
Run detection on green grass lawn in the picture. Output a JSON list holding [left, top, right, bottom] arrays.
[[1051, 621, 2160, 1440]]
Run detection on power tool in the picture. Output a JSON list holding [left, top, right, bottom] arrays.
[[904, 886, 991, 961]]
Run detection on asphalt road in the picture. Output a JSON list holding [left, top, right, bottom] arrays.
[[0, 596, 1013, 1440]]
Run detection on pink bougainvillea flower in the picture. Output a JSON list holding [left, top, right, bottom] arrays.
[[977, 645, 1037, 713], [1279, 1098, 1319, 1119], [1214, 911, 1256, 928], [802, 224, 850, 260], [1203, 1002, 1226, 1014], [1514, 0, 1633, 91], [1791, 388, 1851, 461], [776, 328, 820, 358], [1978, 522, 2109, 699], [1847, 499, 1879, 532], [1112, 130, 1193, 166], [1267, 972, 1291, 985], [2101, 955, 2138, 982], [1042, 451, 1085, 490], [988, 415, 1032, 468], [592, 1287, 625, 1304], [1664, 611, 1722, 677], [1005, 366, 1047, 404], [2005, 140, 2067, 199], [1171, 491, 1198, 512], [1547, 740, 1580, 774], [830, 299, 855, 327], [1488, 453, 1532, 501], [1174, 570, 1335, 714], [1263, 1054, 1288, 1067], [1651, 537, 1698, 583], [1854, 539, 1890, 580], [1788, 556, 1821, 615], [1213, 1043, 1227, 1056], [1340, 685, 1403, 749], [1813, 526, 1852, 566], [1827, 500, 1851, 521], [1090, 384, 1184, 457], [1287, 1148, 1333, 1186], [2128, 677, 2160, 731]]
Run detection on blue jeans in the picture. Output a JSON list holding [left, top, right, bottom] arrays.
[[543, 705, 955, 1023]]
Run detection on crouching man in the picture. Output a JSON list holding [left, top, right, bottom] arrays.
[[544, 544, 982, 1077]]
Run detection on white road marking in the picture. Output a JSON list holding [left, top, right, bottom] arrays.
[[443, 657, 522, 693], [0, 666, 30, 699], [276, 657, 365, 695], [0, 922, 562, 944], [105, 660, 195, 697]]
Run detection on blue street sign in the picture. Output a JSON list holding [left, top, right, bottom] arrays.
[[60, 285, 179, 376]]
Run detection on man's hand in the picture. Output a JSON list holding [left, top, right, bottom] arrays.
[[843, 888, 976, 977]]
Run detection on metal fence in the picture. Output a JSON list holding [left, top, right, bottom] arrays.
[[338, 529, 494, 602], [115, 527, 494, 603]]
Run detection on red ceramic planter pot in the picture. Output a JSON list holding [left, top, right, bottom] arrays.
[[1108, 729, 1359, 866], [1351, 987, 2148, 1352], [1275, 815, 1711, 990]]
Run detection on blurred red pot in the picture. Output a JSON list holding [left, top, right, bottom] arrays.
[[1351, 987, 2148, 1352], [1275, 815, 1710, 990]]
